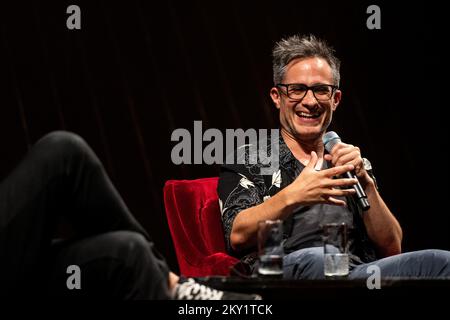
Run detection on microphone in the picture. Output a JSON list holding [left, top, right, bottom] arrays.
[[322, 131, 370, 211]]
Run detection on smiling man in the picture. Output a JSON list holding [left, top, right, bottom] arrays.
[[218, 34, 450, 279]]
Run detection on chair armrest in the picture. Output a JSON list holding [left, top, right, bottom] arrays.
[[182, 252, 239, 277]]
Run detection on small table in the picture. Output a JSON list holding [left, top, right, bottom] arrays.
[[196, 276, 450, 300]]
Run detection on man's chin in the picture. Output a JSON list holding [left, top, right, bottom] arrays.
[[295, 134, 321, 142], [292, 126, 323, 141], [281, 124, 322, 142]]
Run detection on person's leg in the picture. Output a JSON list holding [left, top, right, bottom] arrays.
[[0, 131, 262, 300], [349, 249, 450, 279], [47, 231, 171, 299], [283, 247, 325, 279], [0, 131, 158, 294]]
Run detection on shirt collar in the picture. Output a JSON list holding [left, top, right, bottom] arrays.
[[278, 132, 298, 167]]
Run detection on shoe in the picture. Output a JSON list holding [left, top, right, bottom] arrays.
[[173, 278, 262, 300]]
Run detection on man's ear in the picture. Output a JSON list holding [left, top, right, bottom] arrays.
[[270, 87, 281, 110], [332, 89, 342, 111]]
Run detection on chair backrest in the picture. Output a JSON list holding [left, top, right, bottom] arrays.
[[164, 177, 232, 275]]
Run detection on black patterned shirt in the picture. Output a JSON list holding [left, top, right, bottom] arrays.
[[217, 131, 377, 265]]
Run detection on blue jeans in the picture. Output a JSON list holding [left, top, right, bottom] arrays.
[[283, 246, 450, 279]]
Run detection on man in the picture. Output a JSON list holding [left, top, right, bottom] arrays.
[[0, 131, 261, 299], [218, 34, 450, 279]]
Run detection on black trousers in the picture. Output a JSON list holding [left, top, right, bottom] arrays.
[[0, 131, 171, 299]]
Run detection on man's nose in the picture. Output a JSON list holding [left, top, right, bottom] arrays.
[[302, 89, 318, 105]]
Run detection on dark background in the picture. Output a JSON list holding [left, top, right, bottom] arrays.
[[1, 0, 447, 272]]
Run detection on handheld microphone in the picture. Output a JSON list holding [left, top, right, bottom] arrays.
[[322, 131, 370, 211]]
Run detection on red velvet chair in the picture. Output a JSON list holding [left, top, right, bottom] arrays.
[[163, 177, 239, 277]]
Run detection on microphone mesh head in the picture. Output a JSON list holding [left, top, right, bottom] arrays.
[[322, 131, 341, 152]]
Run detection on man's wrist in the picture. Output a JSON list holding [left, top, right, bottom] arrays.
[[362, 173, 376, 192], [280, 185, 294, 208], [361, 157, 378, 191]]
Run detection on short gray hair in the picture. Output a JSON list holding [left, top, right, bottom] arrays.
[[272, 34, 341, 86]]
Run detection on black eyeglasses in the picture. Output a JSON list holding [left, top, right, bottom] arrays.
[[276, 83, 338, 101]]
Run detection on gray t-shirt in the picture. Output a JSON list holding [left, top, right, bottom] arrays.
[[283, 161, 357, 259]]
